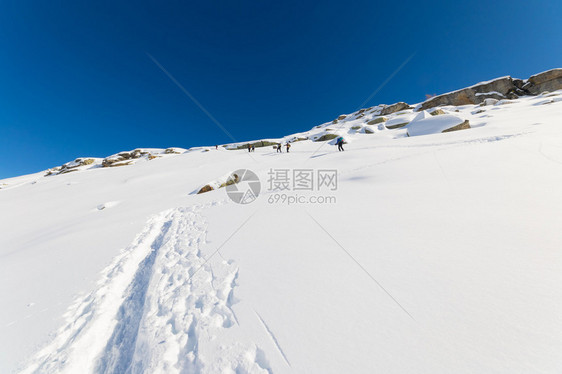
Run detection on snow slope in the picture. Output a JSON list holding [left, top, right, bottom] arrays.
[[1, 91, 562, 373]]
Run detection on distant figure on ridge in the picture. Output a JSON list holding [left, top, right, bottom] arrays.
[[336, 137, 344, 152]]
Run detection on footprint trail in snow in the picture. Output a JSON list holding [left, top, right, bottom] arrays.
[[21, 204, 271, 374]]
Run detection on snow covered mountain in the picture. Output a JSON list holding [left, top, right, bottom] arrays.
[[1, 69, 562, 374]]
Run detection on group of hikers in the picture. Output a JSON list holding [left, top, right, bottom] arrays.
[[233, 136, 345, 153], [275, 143, 291, 153], [246, 143, 292, 153]]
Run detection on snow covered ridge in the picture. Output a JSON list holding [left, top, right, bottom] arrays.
[[321, 68, 562, 126], [298, 68, 562, 142], [4, 68, 561, 185], [417, 68, 562, 110], [43, 147, 188, 176]]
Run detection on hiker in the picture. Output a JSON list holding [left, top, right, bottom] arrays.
[[251, 145, 255, 152], [215, 145, 218, 150], [277, 143, 282, 153], [286, 143, 291, 153], [336, 137, 344, 152], [248, 144, 252, 152]]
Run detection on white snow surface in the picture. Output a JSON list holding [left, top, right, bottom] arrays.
[[1, 93, 562, 373]]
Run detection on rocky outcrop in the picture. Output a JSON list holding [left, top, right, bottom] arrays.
[[232, 140, 280, 150], [197, 173, 240, 194], [164, 148, 182, 154], [45, 167, 62, 176], [418, 76, 528, 111], [102, 149, 149, 167], [418, 69, 562, 111], [380, 102, 412, 115], [48, 158, 96, 175], [367, 117, 387, 125], [313, 133, 339, 142], [523, 69, 562, 94], [220, 173, 240, 187], [197, 185, 213, 194]]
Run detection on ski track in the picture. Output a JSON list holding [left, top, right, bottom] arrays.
[[254, 312, 291, 368], [20, 203, 271, 374]]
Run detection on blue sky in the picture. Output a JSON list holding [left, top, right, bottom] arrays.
[[1, 1, 561, 178]]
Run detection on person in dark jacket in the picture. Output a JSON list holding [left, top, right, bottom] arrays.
[[336, 137, 344, 151]]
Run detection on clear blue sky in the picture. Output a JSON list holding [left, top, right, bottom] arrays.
[[1, 1, 561, 178]]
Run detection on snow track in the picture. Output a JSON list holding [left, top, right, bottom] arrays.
[[21, 204, 270, 374]]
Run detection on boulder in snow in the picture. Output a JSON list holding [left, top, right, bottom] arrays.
[[385, 115, 412, 129], [367, 116, 387, 125], [197, 185, 214, 194], [380, 102, 412, 116], [429, 108, 446, 116], [442, 120, 470, 133], [313, 133, 339, 142], [407, 112, 470, 136]]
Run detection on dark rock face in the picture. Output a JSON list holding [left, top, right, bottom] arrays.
[[418, 69, 562, 111], [380, 102, 412, 116], [442, 120, 471, 133], [523, 69, 562, 94], [418, 77, 528, 110]]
